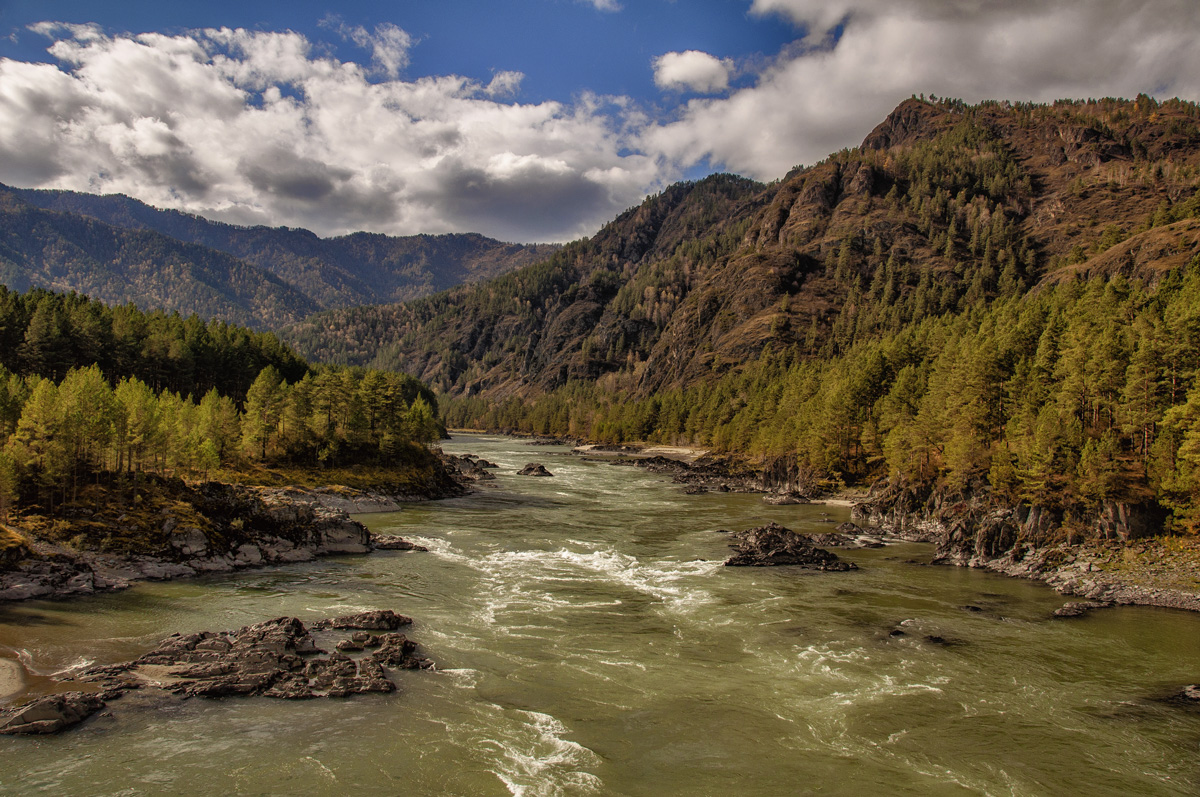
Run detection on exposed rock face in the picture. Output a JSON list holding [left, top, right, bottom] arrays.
[[724, 522, 858, 571], [517, 463, 553, 477], [0, 610, 433, 733]]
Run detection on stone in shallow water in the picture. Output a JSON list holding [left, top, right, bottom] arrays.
[[0, 692, 106, 735], [723, 522, 857, 571], [311, 610, 412, 631], [517, 463, 553, 477], [1053, 600, 1113, 618], [373, 535, 429, 552]]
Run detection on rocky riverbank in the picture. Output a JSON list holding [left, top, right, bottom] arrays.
[[853, 480, 1200, 613], [0, 610, 431, 735], [0, 478, 432, 603]]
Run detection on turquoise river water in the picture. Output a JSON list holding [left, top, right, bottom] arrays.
[[0, 434, 1199, 795]]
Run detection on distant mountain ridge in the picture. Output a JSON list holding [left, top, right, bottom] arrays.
[[0, 190, 319, 330], [0, 185, 559, 326]]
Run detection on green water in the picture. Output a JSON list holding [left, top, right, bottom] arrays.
[[1, 434, 1199, 796]]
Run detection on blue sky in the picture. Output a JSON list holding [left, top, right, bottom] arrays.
[[0, 0, 799, 107], [0, 1, 1198, 242]]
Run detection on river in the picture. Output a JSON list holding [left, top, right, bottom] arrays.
[[1, 434, 1199, 795]]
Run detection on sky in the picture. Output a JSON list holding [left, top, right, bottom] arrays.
[[0, 1, 1199, 243]]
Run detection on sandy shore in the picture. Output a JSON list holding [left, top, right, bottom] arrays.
[[0, 658, 24, 700]]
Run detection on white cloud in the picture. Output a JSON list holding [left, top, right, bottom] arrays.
[[336, 20, 414, 80], [649, 0, 1200, 179], [485, 70, 524, 98], [652, 50, 733, 94], [581, 0, 622, 11], [5, 3, 1200, 244], [0, 24, 659, 242]]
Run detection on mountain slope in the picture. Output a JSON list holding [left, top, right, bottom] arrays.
[[0, 191, 319, 330], [282, 96, 1200, 397], [8, 186, 559, 309]]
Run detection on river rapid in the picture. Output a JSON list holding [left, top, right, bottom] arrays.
[[1, 434, 1199, 795]]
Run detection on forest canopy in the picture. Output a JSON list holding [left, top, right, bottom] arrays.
[[0, 287, 443, 516]]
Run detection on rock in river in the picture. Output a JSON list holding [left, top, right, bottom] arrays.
[[518, 463, 553, 477], [0, 692, 107, 735], [0, 610, 432, 734], [724, 522, 858, 571]]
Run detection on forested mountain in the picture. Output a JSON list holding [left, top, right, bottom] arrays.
[[284, 95, 1200, 531], [284, 96, 1200, 399], [8, 185, 559, 310], [0, 190, 320, 330]]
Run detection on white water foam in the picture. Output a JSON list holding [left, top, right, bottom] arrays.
[[482, 709, 603, 797]]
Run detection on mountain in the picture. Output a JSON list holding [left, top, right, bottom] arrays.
[[0, 190, 320, 330], [282, 96, 1200, 398], [8, 186, 559, 310]]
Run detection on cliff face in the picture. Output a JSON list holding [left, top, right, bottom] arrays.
[[284, 97, 1200, 399]]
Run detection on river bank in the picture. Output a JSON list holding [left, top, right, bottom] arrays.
[[0, 453, 470, 604]]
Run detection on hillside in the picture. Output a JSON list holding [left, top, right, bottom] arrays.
[[0, 190, 320, 330], [282, 96, 1200, 398], [8, 186, 559, 309]]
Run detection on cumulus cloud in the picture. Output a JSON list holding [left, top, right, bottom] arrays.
[[5, 3, 1200, 244], [652, 50, 733, 94], [0, 24, 658, 242], [649, 0, 1200, 179]]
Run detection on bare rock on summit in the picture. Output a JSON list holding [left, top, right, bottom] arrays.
[[724, 522, 858, 571]]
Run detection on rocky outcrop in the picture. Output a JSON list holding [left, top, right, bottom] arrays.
[[1, 611, 432, 734], [517, 463, 553, 477], [724, 522, 858, 571]]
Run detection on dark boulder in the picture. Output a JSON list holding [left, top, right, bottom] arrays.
[[518, 463, 553, 477], [312, 610, 412, 631], [373, 535, 429, 552], [724, 522, 858, 571]]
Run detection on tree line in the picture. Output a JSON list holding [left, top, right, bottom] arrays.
[[444, 259, 1200, 533], [0, 288, 442, 516]]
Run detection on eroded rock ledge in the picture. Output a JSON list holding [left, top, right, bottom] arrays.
[[0, 610, 431, 735]]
